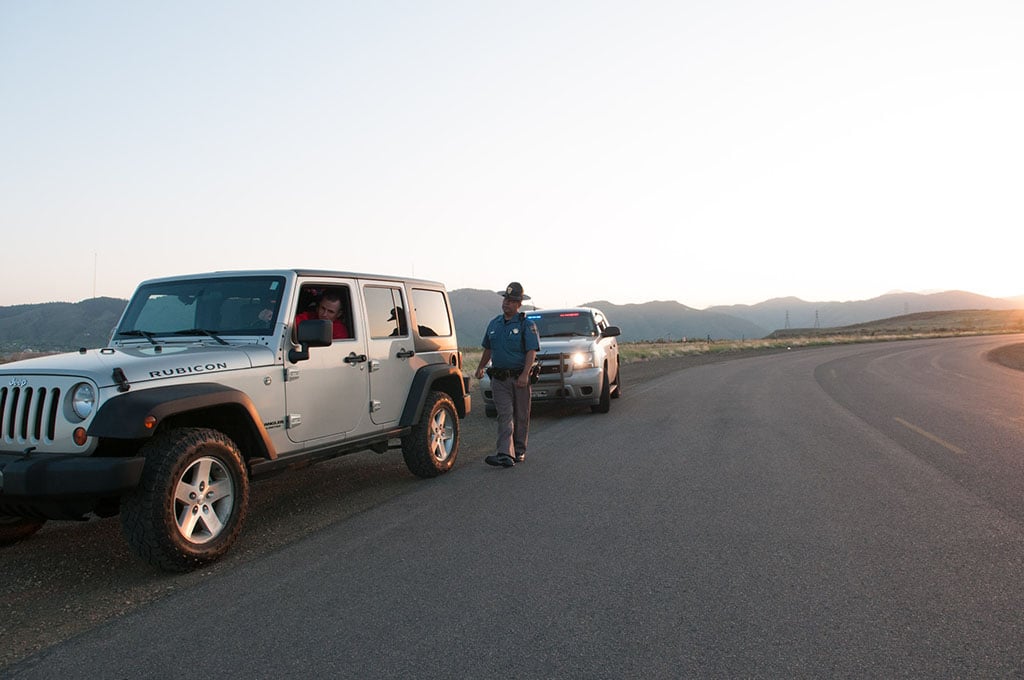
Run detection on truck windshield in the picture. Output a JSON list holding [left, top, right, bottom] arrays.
[[116, 276, 285, 339], [527, 312, 596, 338]]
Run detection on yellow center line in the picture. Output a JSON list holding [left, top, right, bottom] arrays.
[[893, 417, 967, 455]]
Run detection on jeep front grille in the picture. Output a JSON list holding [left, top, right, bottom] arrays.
[[1, 385, 61, 446]]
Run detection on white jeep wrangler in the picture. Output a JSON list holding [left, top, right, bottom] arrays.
[[480, 307, 621, 416], [0, 269, 470, 571]]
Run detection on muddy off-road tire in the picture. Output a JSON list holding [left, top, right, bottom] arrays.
[[0, 515, 46, 545], [120, 427, 250, 572], [401, 391, 460, 478]]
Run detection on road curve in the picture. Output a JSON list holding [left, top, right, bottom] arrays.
[[6, 335, 1024, 677]]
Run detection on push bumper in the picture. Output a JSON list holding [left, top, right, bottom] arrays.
[[480, 369, 603, 408]]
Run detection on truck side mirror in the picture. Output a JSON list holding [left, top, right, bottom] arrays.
[[602, 325, 621, 338]]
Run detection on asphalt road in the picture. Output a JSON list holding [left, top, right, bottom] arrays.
[[5, 336, 1024, 677]]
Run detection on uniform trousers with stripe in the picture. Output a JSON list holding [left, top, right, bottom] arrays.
[[491, 375, 531, 458]]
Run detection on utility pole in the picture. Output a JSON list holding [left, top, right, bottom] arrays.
[[784, 311, 790, 329], [93, 253, 97, 299], [814, 310, 820, 329]]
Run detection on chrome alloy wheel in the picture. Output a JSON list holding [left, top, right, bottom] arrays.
[[428, 406, 456, 462], [174, 455, 235, 544]]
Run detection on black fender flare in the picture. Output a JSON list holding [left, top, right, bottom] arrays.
[[88, 383, 276, 458], [399, 364, 467, 427]]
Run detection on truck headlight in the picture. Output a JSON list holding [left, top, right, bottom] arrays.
[[70, 383, 96, 420], [571, 351, 595, 369]]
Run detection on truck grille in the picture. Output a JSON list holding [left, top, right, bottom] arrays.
[[536, 353, 572, 376], [1, 385, 61, 446]]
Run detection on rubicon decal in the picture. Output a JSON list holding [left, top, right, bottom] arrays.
[[148, 362, 229, 378]]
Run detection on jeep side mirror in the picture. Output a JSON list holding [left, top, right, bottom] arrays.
[[288, 319, 333, 363], [602, 325, 621, 338]]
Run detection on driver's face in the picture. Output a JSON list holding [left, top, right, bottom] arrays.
[[317, 300, 341, 321]]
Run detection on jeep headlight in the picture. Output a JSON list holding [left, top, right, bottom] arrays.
[[70, 383, 96, 420], [571, 351, 595, 369]]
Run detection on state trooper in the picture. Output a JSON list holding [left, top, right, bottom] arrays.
[[474, 282, 541, 467]]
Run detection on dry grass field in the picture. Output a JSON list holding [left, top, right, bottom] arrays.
[[463, 309, 1024, 373], [772, 308, 1024, 338]]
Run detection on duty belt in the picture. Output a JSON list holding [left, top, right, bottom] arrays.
[[487, 367, 522, 380]]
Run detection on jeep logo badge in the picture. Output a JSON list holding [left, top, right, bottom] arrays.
[[8, 378, 28, 388]]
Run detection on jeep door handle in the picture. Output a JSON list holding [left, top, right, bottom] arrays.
[[344, 353, 368, 365], [396, 349, 415, 359]]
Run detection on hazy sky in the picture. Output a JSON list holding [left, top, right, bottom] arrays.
[[2, 1, 1022, 310]]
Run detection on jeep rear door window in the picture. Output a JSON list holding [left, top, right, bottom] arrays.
[[365, 286, 407, 338], [410, 288, 452, 337]]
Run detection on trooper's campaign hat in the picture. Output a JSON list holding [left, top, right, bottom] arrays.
[[499, 282, 530, 301]]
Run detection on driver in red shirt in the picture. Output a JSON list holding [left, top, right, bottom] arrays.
[[295, 290, 350, 339]]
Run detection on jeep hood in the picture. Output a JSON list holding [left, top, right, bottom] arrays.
[[0, 344, 275, 388]]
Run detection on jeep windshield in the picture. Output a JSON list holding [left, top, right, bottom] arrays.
[[527, 311, 596, 338], [115, 276, 286, 341]]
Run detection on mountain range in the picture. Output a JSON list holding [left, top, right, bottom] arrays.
[[1, 290, 1022, 353], [449, 288, 1024, 345]]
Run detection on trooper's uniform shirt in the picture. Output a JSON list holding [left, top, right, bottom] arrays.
[[482, 314, 540, 371]]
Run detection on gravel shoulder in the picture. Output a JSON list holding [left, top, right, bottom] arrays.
[[987, 342, 1024, 372]]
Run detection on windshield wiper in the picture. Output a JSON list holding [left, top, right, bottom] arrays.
[[169, 328, 229, 345], [545, 331, 592, 338], [116, 330, 161, 346]]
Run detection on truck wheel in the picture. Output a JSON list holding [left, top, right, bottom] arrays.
[[0, 515, 45, 545], [121, 427, 249, 572], [591, 370, 611, 414], [401, 391, 460, 478]]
